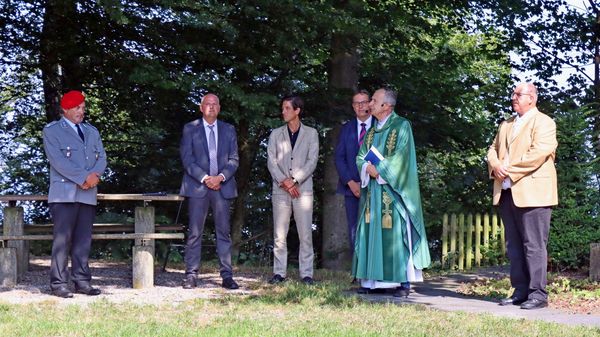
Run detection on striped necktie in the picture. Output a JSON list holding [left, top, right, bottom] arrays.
[[358, 123, 367, 146]]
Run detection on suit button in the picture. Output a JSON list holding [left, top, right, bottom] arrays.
[[289, 168, 292, 171], [291, 157, 293, 160], [61, 179, 65, 182]]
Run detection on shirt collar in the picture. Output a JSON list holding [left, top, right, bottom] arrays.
[[515, 107, 536, 121], [357, 116, 373, 127], [203, 119, 217, 128], [62, 117, 80, 132], [376, 113, 392, 129]]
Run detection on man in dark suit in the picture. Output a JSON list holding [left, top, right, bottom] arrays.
[[334, 89, 372, 253], [42, 90, 107, 298], [179, 93, 240, 290]]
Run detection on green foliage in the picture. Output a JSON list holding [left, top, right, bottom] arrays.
[[548, 103, 600, 269], [480, 237, 508, 266]]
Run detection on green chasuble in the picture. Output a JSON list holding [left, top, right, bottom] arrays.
[[352, 112, 431, 283]]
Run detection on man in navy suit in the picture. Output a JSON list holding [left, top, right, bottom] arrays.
[[179, 93, 240, 290], [334, 89, 372, 253]]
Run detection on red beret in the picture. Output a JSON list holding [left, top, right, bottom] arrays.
[[60, 90, 85, 109]]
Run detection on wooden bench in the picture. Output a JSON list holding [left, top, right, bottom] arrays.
[[0, 194, 185, 289]]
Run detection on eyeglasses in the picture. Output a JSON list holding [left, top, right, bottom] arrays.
[[352, 101, 369, 106], [512, 92, 531, 98]]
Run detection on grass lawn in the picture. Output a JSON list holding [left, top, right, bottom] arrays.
[[1, 266, 599, 337]]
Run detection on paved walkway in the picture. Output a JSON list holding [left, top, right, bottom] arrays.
[[356, 267, 600, 328]]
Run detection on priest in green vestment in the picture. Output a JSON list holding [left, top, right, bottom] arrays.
[[352, 88, 431, 297]]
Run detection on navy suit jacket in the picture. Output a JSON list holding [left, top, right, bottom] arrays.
[[335, 119, 363, 196], [179, 119, 239, 199]]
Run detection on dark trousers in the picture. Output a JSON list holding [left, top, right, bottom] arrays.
[[344, 195, 359, 253], [184, 191, 233, 279], [49, 202, 95, 289], [499, 189, 551, 301]]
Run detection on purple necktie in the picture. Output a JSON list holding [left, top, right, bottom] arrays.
[[358, 123, 367, 146]]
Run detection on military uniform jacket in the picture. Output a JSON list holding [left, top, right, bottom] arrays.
[[43, 117, 107, 205]]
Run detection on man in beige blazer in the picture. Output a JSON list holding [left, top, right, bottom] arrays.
[[487, 82, 558, 310], [267, 95, 319, 285]]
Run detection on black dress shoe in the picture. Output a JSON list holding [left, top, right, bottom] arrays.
[[222, 277, 239, 290], [499, 297, 527, 306], [75, 285, 101, 296], [520, 298, 548, 310], [52, 286, 74, 298], [182, 275, 197, 289], [301, 276, 315, 285], [393, 287, 410, 298], [268, 274, 286, 284]]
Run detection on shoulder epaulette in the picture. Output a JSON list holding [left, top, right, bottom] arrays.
[[82, 122, 98, 131], [44, 121, 58, 128]]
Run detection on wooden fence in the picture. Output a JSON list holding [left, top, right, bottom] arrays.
[[441, 212, 506, 270]]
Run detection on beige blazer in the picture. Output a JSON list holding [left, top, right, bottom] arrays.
[[487, 108, 558, 207], [267, 123, 319, 195]]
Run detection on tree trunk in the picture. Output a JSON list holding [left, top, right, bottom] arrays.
[[39, 0, 79, 122], [230, 120, 264, 263], [321, 32, 359, 270]]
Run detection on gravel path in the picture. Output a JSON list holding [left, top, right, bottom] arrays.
[[0, 256, 262, 306]]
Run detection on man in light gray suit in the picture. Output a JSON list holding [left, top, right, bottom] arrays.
[[267, 95, 319, 285], [179, 93, 240, 290], [42, 90, 107, 298]]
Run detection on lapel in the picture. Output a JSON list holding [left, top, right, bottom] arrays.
[[292, 122, 306, 155], [510, 108, 538, 146], [499, 116, 515, 149], [280, 124, 292, 155], [217, 120, 226, 157], [349, 119, 359, 147], [196, 119, 209, 155]]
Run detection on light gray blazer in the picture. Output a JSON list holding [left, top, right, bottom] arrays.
[[42, 117, 107, 205], [267, 123, 319, 195]]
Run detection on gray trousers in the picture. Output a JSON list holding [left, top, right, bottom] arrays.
[[184, 192, 233, 279], [272, 192, 314, 278], [49, 202, 95, 289], [499, 189, 551, 301]]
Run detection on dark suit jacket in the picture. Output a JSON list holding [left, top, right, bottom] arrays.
[[179, 119, 239, 199], [334, 119, 362, 196]]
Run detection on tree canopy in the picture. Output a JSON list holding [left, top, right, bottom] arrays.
[[0, 0, 597, 269]]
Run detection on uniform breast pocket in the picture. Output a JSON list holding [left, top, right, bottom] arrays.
[[60, 145, 79, 158]]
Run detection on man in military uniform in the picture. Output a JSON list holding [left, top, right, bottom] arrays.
[[42, 90, 107, 298]]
